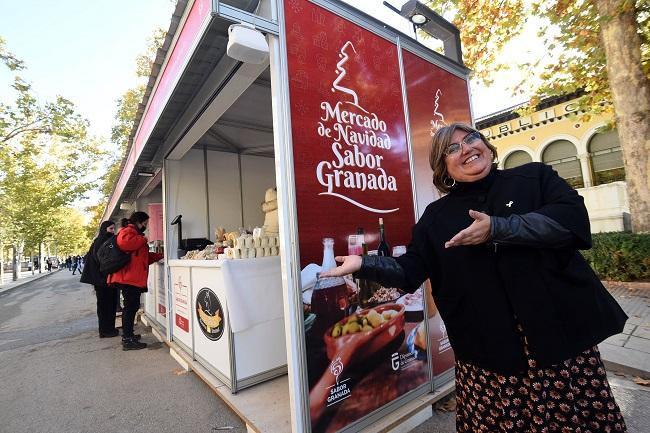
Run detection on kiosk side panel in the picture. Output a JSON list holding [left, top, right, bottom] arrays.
[[401, 48, 471, 382], [284, 1, 429, 431]]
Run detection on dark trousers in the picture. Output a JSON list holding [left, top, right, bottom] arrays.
[[118, 284, 143, 338], [115, 289, 122, 312], [95, 285, 118, 334]]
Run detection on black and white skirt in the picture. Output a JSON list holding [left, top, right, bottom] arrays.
[[455, 338, 627, 432]]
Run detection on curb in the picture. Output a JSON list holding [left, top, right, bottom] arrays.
[[0, 269, 63, 295], [601, 358, 650, 379], [602, 280, 650, 291]]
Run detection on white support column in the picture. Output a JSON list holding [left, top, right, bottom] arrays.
[[578, 153, 593, 188]]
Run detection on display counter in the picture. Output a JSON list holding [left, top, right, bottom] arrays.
[[144, 262, 166, 330], [167, 256, 287, 392]]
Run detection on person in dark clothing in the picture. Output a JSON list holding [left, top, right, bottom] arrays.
[[66, 256, 72, 271], [323, 123, 628, 432], [71, 256, 80, 275], [46, 258, 52, 272], [81, 220, 119, 338], [108, 212, 163, 350]]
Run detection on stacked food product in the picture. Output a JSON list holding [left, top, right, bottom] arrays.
[[223, 229, 280, 259], [180, 226, 280, 260]]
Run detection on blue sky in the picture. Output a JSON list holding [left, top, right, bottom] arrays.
[[0, 0, 176, 140]]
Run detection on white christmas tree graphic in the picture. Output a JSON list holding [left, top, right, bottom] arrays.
[[331, 41, 365, 111], [430, 89, 447, 136]]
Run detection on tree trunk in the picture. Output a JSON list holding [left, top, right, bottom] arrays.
[[595, 0, 650, 232], [0, 243, 4, 283], [12, 245, 18, 281]]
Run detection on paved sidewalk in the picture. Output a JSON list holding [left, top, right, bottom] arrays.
[[599, 282, 650, 377], [0, 268, 63, 294]]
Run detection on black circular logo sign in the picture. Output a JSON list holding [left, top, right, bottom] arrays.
[[196, 288, 224, 341]]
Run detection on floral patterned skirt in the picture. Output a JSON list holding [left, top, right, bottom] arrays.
[[455, 343, 627, 433]]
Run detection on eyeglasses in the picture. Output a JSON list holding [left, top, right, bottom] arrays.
[[444, 131, 482, 156]]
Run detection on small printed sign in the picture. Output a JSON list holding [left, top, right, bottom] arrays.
[[175, 314, 189, 332], [195, 288, 225, 341]]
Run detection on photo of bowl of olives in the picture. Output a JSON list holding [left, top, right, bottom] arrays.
[[322, 303, 405, 362]]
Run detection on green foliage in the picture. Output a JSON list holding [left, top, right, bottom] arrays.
[[110, 85, 145, 152], [424, 0, 528, 86], [53, 208, 92, 256], [0, 36, 101, 258], [0, 36, 24, 71], [582, 232, 650, 281]]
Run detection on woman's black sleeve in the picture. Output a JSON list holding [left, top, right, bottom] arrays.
[[490, 212, 575, 248], [355, 226, 429, 293], [514, 163, 591, 249]]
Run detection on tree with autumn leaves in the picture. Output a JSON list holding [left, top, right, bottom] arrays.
[[425, 0, 649, 232], [0, 36, 101, 278]]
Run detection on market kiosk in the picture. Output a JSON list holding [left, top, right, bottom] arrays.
[[107, 0, 472, 431]]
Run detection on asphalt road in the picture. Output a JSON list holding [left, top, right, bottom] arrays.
[[1, 271, 648, 433], [0, 271, 246, 433]]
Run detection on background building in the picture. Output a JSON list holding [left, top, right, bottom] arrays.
[[476, 94, 629, 233]]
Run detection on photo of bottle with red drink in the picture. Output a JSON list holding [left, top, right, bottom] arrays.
[[311, 238, 349, 338]]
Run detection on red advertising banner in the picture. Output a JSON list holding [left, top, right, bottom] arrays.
[[147, 203, 164, 241], [285, 1, 428, 431], [401, 49, 471, 377]]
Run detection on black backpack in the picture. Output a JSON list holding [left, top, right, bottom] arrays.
[[96, 235, 131, 274]]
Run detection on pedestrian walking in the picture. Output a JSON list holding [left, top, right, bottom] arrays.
[[66, 256, 72, 271], [71, 256, 80, 275], [46, 258, 52, 272], [80, 220, 119, 338], [107, 212, 163, 350], [323, 123, 628, 433]]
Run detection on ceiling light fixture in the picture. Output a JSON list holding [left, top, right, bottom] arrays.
[[410, 13, 427, 25]]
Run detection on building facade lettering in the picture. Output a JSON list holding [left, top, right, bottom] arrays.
[[481, 101, 579, 138]]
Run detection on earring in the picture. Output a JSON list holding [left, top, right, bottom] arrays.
[[443, 176, 456, 188]]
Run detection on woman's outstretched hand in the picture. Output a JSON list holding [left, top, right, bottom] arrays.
[[319, 255, 362, 277], [445, 209, 492, 248]]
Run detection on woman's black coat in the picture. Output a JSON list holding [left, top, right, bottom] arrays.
[[80, 231, 112, 287], [361, 163, 627, 374]]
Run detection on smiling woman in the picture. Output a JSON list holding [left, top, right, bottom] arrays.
[[323, 122, 629, 433]]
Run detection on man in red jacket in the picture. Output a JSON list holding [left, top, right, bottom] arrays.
[[108, 211, 164, 350]]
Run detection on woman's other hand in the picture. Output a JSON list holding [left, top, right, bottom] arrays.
[[319, 255, 362, 277], [445, 209, 491, 248]]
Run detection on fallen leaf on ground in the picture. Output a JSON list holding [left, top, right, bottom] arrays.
[[633, 377, 650, 386], [435, 397, 457, 412], [172, 368, 188, 376], [613, 372, 626, 377]]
